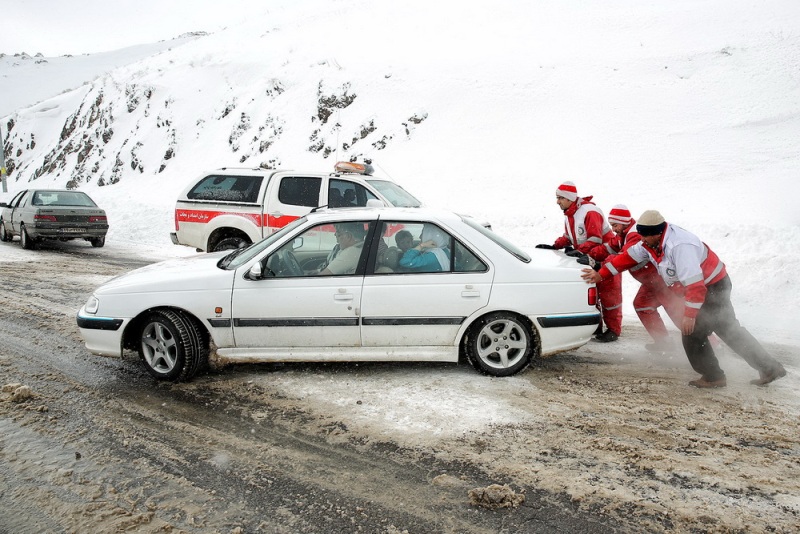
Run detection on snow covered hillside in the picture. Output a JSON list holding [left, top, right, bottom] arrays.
[[2, 0, 799, 343]]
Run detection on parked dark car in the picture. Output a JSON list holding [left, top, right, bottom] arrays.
[[0, 189, 109, 249]]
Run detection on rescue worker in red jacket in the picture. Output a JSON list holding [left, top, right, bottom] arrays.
[[582, 210, 787, 388], [604, 205, 686, 351], [536, 181, 622, 342]]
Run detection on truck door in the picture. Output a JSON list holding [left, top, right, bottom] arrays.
[[263, 175, 322, 234]]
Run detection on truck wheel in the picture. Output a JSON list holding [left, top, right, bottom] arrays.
[[212, 236, 250, 252]]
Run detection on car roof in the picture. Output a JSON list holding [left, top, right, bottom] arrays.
[[303, 206, 467, 225]]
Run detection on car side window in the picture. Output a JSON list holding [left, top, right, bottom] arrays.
[[187, 174, 264, 203], [330, 179, 378, 208], [16, 191, 32, 208], [9, 190, 27, 208], [454, 241, 488, 272], [373, 222, 453, 274], [265, 221, 370, 278], [278, 177, 321, 207]]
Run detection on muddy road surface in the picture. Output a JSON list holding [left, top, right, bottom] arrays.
[[1, 239, 798, 533]]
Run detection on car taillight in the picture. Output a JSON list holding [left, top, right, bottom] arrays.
[[89, 216, 107, 223], [588, 287, 598, 306], [175, 210, 179, 231], [34, 214, 57, 222]]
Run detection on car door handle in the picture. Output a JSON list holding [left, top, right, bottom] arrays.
[[461, 284, 480, 298], [334, 294, 354, 301]]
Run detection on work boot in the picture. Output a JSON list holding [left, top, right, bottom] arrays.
[[594, 329, 619, 343], [688, 376, 727, 388], [750, 364, 787, 386]]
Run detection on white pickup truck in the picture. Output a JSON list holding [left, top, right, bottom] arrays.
[[170, 162, 424, 252]]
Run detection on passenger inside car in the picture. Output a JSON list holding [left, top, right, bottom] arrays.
[[318, 222, 366, 276], [398, 225, 451, 272]]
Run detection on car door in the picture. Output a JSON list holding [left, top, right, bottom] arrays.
[[229, 220, 372, 350], [8, 190, 30, 234], [359, 220, 494, 347]]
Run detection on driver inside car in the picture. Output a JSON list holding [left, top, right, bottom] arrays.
[[318, 223, 366, 276]]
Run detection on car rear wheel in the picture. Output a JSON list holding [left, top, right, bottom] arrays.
[[90, 236, 105, 248], [465, 312, 535, 377], [212, 236, 250, 252], [138, 310, 207, 382], [20, 224, 35, 250]]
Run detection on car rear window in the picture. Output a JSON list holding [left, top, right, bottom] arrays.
[[187, 175, 263, 203], [32, 191, 97, 207], [463, 217, 531, 263]]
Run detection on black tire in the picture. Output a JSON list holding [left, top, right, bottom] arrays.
[[90, 236, 105, 248], [464, 312, 535, 377], [0, 219, 10, 242], [137, 309, 207, 382], [212, 236, 250, 252], [20, 224, 35, 250]]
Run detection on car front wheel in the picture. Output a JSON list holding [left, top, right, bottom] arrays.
[[465, 312, 535, 377], [0, 219, 10, 242], [138, 310, 207, 381]]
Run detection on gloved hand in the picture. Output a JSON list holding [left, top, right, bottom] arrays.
[[535, 244, 556, 249], [564, 246, 574, 254], [576, 255, 603, 271], [565, 250, 584, 258]]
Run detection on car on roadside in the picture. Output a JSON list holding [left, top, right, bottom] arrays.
[[78, 207, 599, 382], [171, 161, 426, 252], [0, 189, 109, 249]]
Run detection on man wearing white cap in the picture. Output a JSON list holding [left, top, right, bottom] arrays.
[[603, 204, 685, 351], [536, 181, 622, 342], [582, 210, 787, 388]]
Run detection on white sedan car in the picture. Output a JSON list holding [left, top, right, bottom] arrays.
[[77, 207, 600, 381]]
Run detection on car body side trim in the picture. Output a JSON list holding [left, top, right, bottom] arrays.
[[233, 318, 359, 327], [208, 319, 232, 328], [361, 317, 465, 326], [537, 313, 601, 328]]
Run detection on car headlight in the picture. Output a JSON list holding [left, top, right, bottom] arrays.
[[84, 295, 99, 314]]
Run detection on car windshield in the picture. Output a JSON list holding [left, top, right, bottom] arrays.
[[365, 179, 422, 208], [32, 191, 97, 207], [463, 217, 531, 263], [219, 216, 309, 270]]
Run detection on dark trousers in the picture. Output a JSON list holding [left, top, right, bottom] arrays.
[[682, 275, 779, 381]]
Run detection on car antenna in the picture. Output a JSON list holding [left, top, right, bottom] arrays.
[[310, 205, 329, 213]]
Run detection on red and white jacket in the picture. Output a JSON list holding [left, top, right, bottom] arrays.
[[553, 196, 614, 261], [598, 223, 727, 318]]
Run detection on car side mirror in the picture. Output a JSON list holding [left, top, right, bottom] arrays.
[[247, 262, 263, 280], [0, 202, 7, 208], [292, 237, 303, 250]]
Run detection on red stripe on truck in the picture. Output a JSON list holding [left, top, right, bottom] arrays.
[[176, 209, 263, 227]]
